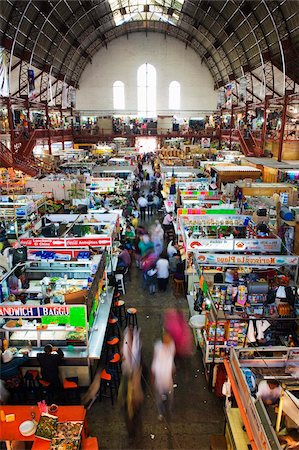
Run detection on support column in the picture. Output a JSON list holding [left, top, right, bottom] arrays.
[[229, 104, 234, 150], [25, 97, 31, 132], [45, 103, 52, 156], [218, 108, 223, 149], [6, 97, 15, 152], [278, 90, 292, 162], [261, 95, 272, 152], [244, 101, 250, 126]]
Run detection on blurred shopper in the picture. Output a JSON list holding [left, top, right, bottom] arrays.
[[156, 251, 169, 292], [151, 332, 176, 420], [137, 193, 148, 222]]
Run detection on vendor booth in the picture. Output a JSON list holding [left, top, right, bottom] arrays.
[[224, 347, 299, 450]]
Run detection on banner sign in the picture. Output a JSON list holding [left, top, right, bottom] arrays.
[[0, 305, 70, 318], [217, 89, 225, 109], [201, 137, 211, 148], [28, 69, 36, 100], [62, 82, 68, 109], [180, 190, 221, 199], [68, 86, 76, 108], [234, 238, 281, 253], [48, 75, 54, 106], [238, 76, 247, 104], [188, 238, 234, 252], [20, 236, 112, 247], [90, 177, 115, 192], [0, 47, 9, 96], [177, 208, 237, 218], [187, 237, 281, 253], [194, 253, 299, 266], [226, 82, 234, 107]]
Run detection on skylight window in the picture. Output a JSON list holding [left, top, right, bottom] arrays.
[[108, 0, 184, 27]]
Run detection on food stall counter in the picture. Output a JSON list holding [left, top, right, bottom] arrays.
[[0, 405, 86, 449], [88, 286, 114, 359]]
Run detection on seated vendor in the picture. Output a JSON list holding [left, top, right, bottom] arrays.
[[256, 379, 282, 405], [117, 245, 131, 269], [0, 349, 29, 389]]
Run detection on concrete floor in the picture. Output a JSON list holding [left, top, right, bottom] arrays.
[[87, 229, 225, 450]]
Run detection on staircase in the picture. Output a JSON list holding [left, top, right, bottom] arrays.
[[0, 141, 14, 167], [235, 130, 263, 157], [0, 138, 54, 177]]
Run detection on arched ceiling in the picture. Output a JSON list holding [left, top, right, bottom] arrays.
[[1, 0, 299, 91]]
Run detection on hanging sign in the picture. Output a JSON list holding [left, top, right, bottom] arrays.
[[217, 89, 225, 109], [62, 82, 68, 109], [201, 137, 211, 148], [194, 253, 299, 266], [238, 76, 247, 104], [48, 75, 55, 106], [28, 69, 36, 100], [226, 83, 234, 107], [68, 86, 76, 108], [0, 47, 9, 96]]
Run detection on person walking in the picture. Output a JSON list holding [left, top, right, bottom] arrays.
[[156, 251, 169, 292], [137, 193, 148, 222], [151, 332, 176, 421], [147, 191, 154, 217]]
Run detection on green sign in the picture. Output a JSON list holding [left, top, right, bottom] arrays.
[[41, 305, 86, 327]]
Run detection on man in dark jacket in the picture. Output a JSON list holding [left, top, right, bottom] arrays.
[[37, 344, 64, 387]]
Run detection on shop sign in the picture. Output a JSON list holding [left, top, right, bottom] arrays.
[[66, 237, 111, 247], [177, 208, 237, 218], [188, 239, 234, 251], [234, 239, 281, 253], [194, 253, 298, 266], [90, 177, 115, 191], [20, 237, 112, 248], [20, 238, 65, 247], [0, 305, 70, 318]]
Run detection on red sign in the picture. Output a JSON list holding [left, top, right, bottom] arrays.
[[20, 238, 65, 247], [66, 238, 111, 247], [20, 237, 112, 248]]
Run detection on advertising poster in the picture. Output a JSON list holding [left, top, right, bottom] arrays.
[[226, 83, 233, 107], [28, 69, 36, 100], [0, 47, 9, 96]]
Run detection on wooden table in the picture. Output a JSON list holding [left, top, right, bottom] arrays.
[[0, 405, 86, 450]]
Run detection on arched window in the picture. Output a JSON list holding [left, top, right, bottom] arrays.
[[137, 63, 156, 117], [113, 81, 125, 110], [169, 81, 180, 110]]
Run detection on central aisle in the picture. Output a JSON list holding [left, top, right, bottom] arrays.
[[86, 220, 225, 449]]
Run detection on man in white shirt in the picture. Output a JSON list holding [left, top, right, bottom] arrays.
[[163, 212, 174, 226], [256, 379, 282, 405], [137, 194, 148, 222], [151, 333, 176, 420], [156, 254, 169, 291], [167, 240, 178, 258]]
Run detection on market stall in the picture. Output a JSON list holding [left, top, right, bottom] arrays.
[[224, 347, 299, 450], [0, 194, 47, 238], [25, 175, 86, 202], [0, 250, 115, 384], [212, 165, 262, 187], [188, 252, 298, 384]]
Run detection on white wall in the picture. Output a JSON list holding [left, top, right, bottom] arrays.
[[77, 32, 217, 115]]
